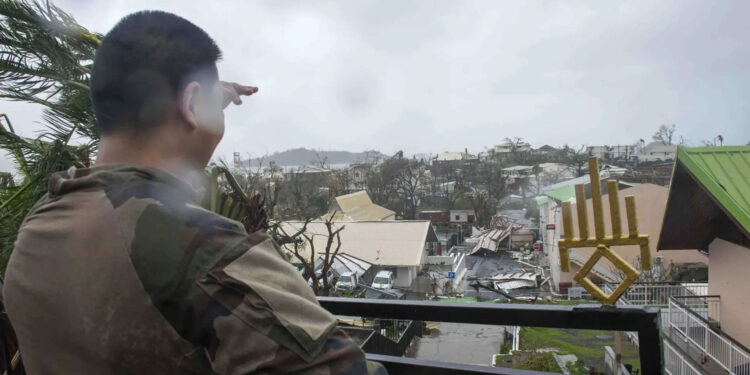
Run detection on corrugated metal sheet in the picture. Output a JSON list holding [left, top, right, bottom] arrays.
[[677, 146, 750, 233], [281, 220, 434, 266], [491, 272, 538, 290], [327, 191, 396, 221], [321, 253, 372, 278]]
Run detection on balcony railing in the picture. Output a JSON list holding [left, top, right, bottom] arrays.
[[319, 297, 663, 375], [614, 283, 708, 307], [602, 282, 709, 341], [668, 296, 750, 375], [663, 340, 704, 375]]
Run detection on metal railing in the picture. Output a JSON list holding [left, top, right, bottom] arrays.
[[601, 282, 709, 347], [606, 282, 708, 307], [663, 340, 704, 375], [672, 296, 720, 325], [319, 297, 663, 374], [669, 296, 750, 375]]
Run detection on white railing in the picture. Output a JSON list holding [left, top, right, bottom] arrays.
[[601, 283, 694, 347], [608, 283, 708, 306], [663, 341, 703, 375], [605, 346, 633, 375], [669, 298, 750, 375]]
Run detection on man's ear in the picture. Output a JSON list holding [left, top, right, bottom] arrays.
[[178, 81, 202, 130]]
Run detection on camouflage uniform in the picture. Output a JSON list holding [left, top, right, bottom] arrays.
[[3, 165, 387, 375]]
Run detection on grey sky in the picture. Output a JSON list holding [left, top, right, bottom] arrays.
[[2, 0, 749, 171]]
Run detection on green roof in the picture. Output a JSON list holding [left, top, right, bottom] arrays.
[[675, 146, 750, 234], [544, 184, 577, 202]]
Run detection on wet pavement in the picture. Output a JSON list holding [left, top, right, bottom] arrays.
[[405, 322, 510, 366]]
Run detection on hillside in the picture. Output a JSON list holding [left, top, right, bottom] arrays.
[[244, 148, 389, 167]]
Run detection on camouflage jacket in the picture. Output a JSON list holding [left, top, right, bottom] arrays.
[[3, 165, 387, 375]]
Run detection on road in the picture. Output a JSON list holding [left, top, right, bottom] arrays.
[[405, 322, 509, 366]]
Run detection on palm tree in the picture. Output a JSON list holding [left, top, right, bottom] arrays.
[[0, 0, 100, 271], [0, 0, 268, 275]]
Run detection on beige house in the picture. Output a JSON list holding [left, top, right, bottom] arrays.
[[324, 191, 395, 221], [280, 220, 438, 288], [658, 146, 750, 352], [541, 182, 707, 291]]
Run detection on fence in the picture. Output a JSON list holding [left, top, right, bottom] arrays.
[[604, 346, 632, 375], [669, 296, 750, 375], [663, 341, 703, 375], [607, 282, 708, 307], [362, 320, 423, 357]]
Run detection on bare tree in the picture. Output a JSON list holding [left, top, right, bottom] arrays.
[[652, 124, 677, 145], [312, 151, 329, 169], [274, 213, 344, 296], [392, 159, 428, 220], [562, 144, 589, 177], [367, 154, 427, 219], [610, 257, 676, 283]]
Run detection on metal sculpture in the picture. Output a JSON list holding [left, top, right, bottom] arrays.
[[558, 157, 650, 305]]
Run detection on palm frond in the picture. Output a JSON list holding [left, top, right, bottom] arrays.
[[0, 0, 99, 274], [203, 165, 269, 234]]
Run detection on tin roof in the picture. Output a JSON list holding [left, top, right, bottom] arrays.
[[280, 220, 437, 267], [327, 191, 396, 221], [677, 146, 750, 232], [658, 146, 750, 250]]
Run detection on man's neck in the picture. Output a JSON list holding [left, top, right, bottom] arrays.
[[96, 132, 192, 178]]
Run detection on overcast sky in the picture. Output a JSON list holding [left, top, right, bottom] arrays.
[[2, 0, 749, 170]]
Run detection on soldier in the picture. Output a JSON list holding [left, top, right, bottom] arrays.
[[3, 10, 386, 375]]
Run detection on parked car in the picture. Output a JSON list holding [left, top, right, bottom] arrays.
[[371, 270, 394, 290], [336, 271, 359, 291], [308, 269, 335, 288]]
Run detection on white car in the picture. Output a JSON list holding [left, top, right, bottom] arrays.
[[371, 270, 394, 290], [308, 269, 335, 288], [335, 271, 359, 291]]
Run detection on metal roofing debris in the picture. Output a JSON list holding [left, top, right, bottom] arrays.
[[468, 215, 525, 254], [491, 272, 539, 290], [316, 253, 373, 279], [675, 146, 750, 234], [326, 191, 396, 221]]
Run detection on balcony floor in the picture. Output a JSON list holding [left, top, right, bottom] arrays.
[[663, 325, 725, 375]]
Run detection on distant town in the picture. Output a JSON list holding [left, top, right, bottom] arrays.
[[203, 125, 749, 373]]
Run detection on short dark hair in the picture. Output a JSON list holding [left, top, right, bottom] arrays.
[[91, 11, 222, 134]]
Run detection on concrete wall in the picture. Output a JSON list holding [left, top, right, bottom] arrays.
[[394, 266, 416, 288], [708, 238, 750, 347]]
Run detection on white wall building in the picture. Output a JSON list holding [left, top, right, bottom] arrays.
[[449, 209, 476, 224], [636, 142, 677, 162], [280, 220, 438, 288]]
